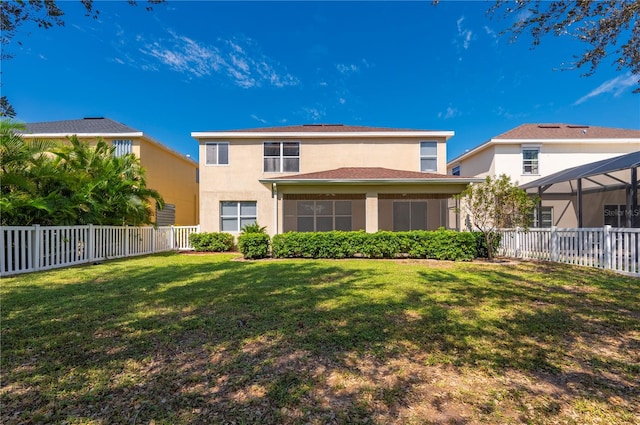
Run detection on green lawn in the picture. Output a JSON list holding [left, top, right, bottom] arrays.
[[1, 253, 638, 424]]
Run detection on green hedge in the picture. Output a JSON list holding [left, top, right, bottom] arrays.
[[271, 229, 482, 261], [188, 232, 235, 252], [237, 233, 271, 259]]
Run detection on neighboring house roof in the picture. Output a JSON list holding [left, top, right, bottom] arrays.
[[494, 123, 640, 140], [192, 123, 455, 140], [24, 117, 139, 135], [260, 167, 483, 185], [448, 123, 640, 166], [20, 117, 198, 166], [521, 150, 640, 194]]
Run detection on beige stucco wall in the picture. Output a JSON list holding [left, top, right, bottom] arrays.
[[447, 145, 496, 177], [138, 138, 199, 225], [540, 189, 630, 228], [198, 136, 451, 234]]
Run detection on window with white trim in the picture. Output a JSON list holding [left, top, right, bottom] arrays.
[[420, 141, 438, 172], [264, 142, 299, 172], [451, 165, 460, 176], [220, 201, 257, 232], [206, 142, 229, 165], [522, 148, 539, 175], [529, 206, 553, 228]]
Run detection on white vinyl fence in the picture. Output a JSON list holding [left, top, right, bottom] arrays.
[[1, 225, 200, 276], [498, 225, 640, 277]]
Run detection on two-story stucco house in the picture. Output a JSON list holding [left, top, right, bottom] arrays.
[[446, 124, 640, 227], [22, 118, 200, 225], [192, 124, 482, 235]]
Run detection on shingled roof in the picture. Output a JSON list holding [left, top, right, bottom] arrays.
[[23, 118, 140, 135], [260, 167, 482, 185], [210, 124, 429, 133], [494, 124, 640, 140]]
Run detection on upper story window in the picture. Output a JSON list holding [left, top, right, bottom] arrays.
[[420, 141, 437, 172], [451, 165, 461, 176], [112, 139, 133, 157], [264, 142, 299, 173], [206, 142, 229, 165], [522, 148, 539, 175]]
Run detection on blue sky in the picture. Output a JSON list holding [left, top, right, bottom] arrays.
[[4, 1, 639, 162]]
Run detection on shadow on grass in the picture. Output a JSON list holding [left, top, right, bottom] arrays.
[[2, 253, 639, 424]]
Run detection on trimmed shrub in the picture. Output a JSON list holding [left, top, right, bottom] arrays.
[[238, 233, 270, 259], [472, 231, 501, 259], [271, 229, 476, 261], [188, 232, 235, 252]]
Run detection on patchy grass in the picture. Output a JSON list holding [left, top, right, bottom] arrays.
[[1, 253, 639, 424]]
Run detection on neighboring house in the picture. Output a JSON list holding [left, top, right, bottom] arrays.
[[22, 118, 199, 226], [447, 124, 640, 228], [192, 124, 482, 235]]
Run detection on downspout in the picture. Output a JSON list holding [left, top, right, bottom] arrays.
[[272, 183, 278, 235]]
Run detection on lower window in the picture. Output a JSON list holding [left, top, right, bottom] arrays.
[[529, 207, 553, 228], [393, 201, 427, 231], [220, 201, 257, 232]]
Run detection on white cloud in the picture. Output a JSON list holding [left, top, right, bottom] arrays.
[[336, 59, 370, 76], [456, 16, 474, 50], [126, 29, 298, 88], [574, 73, 637, 105], [303, 107, 326, 121], [336, 63, 359, 74], [250, 114, 269, 124], [438, 107, 459, 119], [338, 98, 346, 105]]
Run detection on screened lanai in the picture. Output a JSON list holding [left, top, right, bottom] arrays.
[[521, 151, 640, 228]]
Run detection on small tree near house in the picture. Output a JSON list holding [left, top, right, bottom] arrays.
[[457, 174, 537, 261]]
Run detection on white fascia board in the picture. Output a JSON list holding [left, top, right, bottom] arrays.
[[260, 177, 482, 185], [193, 131, 455, 140], [20, 132, 144, 139]]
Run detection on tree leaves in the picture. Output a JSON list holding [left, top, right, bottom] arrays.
[[0, 120, 163, 226], [490, 0, 640, 92]]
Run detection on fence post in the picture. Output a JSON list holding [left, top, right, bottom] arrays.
[[603, 225, 612, 270], [124, 226, 129, 257], [515, 227, 521, 258], [170, 225, 176, 250], [32, 224, 40, 272], [88, 224, 94, 263], [551, 226, 558, 262], [151, 227, 156, 254]]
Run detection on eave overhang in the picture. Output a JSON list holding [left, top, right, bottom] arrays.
[[193, 130, 455, 141], [259, 177, 483, 185]]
